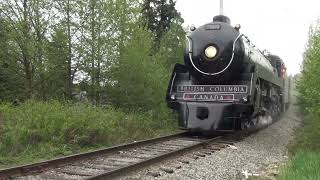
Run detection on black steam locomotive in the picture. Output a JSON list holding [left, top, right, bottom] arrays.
[[166, 15, 290, 133]]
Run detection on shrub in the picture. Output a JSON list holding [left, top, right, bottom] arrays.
[[0, 100, 177, 167]]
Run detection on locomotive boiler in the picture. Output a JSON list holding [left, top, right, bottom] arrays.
[[166, 15, 289, 133]]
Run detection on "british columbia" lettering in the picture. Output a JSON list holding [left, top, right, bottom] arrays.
[[177, 85, 247, 93]]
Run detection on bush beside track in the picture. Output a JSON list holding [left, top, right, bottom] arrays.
[[0, 101, 178, 168], [278, 113, 320, 180], [0, 0, 185, 170], [278, 21, 320, 180]]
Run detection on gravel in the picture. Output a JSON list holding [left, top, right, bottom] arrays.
[[121, 104, 302, 180]]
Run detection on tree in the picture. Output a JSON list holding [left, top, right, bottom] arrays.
[[0, 0, 186, 108], [110, 27, 169, 111], [78, 0, 141, 103], [156, 16, 185, 69], [141, 0, 180, 49], [29, 0, 54, 100], [0, 17, 25, 101], [0, 0, 54, 100], [53, 0, 81, 100], [297, 21, 320, 114], [46, 27, 69, 99], [0, 0, 38, 99]]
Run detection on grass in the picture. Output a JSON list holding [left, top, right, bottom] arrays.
[[0, 100, 178, 168], [278, 110, 320, 180], [278, 151, 320, 180]]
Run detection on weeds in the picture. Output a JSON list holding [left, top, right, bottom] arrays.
[[0, 100, 178, 168], [278, 110, 320, 179], [278, 151, 320, 180]]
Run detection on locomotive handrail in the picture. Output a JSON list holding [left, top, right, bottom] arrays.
[[243, 35, 268, 60], [187, 36, 193, 53], [187, 34, 243, 76]]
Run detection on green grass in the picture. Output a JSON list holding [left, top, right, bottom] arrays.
[[278, 111, 320, 180], [289, 113, 320, 153], [278, 151, 320, 180], [0, 100, 178, 168]]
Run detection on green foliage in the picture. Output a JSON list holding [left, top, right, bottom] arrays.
[[110, 27, 167, 112], [276, 107, 320, 180], [289, 113, 320, 153], [0, 17, 25, 101], [45, 27, 69, 99], [0, 100, 177, 167], [297, 22, 320, 114], [0, 0, 185, 105], [0, 0, 185, 166], [278, 20, 320, 180], [277, 109, 320, 180], [279, 22, 320, 178], [278, 151, 320, 180], [141, 0, 181, 49], [157, 19, 186, 69], [109, 22, 185, 116]]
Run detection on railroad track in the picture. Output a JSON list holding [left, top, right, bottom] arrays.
[[0, 132, 243, 180]]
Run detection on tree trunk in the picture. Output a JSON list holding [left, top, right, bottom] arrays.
[[95, 5, 102, 104], [90, 0, 96, 103], [23, 54, 33, 98], [35, 0, 46, 100], [22, 0, 33, 99], [96, 33, 101, 103], [66, 0, 72, 100]]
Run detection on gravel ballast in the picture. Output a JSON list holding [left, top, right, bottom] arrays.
[[121, 104, 302, 180]]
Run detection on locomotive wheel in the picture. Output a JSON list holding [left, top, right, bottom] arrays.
[[253, 80, 261, 111], [246, 80, 275, 129], [270, 95, 281, 121], [247, 80, 262, 128]]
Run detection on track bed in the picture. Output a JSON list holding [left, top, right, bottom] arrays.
[[0, 132, 247, 180]]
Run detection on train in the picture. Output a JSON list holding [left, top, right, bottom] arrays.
[[166, 15, 290, 134]]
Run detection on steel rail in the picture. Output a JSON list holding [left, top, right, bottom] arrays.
[[0, 132, 188, 179], [86, 136, 222, 180]]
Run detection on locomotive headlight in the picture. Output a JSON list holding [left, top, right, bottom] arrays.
[[204, 46, 218, 59]]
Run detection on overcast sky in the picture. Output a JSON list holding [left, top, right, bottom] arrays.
[[175, 0, 320, 75]]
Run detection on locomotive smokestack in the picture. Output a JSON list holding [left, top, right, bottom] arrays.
[[213, 15, 230, 24], [213, 0, 231, 24], [220, 0, 224, 15]]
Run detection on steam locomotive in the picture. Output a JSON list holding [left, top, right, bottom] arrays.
[[166, 15, 290, 133]]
